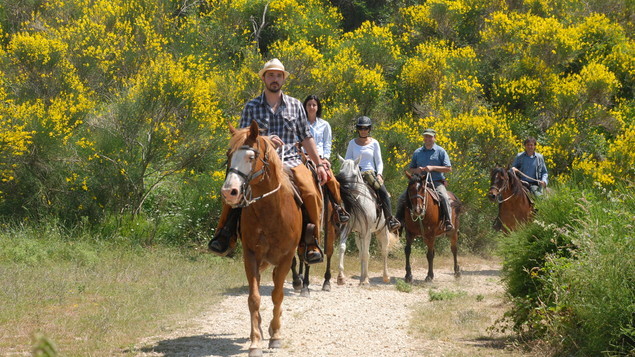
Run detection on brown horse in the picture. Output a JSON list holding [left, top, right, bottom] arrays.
[[403, 172, 461, 283], [488, 167, 534, 232], [221, 121, 303, 357]]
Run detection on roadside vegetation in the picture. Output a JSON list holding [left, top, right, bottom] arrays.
[[0, 0, 633, 355]]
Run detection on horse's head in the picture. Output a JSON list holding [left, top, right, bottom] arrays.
[[488, 167, 509, 203], [221, 121, 276, 207], [405, 171, 427, 217], [337, 155, 362, 182]]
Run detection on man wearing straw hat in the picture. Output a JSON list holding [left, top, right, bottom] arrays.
[[209, 58, 328, 264]]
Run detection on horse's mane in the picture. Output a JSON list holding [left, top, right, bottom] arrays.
[[335, 164, 368, 226], [491, 167, 524, 196], [228, 127, 285, 184]]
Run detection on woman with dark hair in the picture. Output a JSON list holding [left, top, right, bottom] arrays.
[[303, 95, 350, 223]]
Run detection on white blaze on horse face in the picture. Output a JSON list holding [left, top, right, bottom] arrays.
[[221, 148, 255, 206]]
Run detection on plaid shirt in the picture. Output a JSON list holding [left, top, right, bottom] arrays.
[[239, 92, 311, 168]]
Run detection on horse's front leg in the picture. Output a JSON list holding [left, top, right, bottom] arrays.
[[425, 235, 435, 282], [243, 251, 263, 357], [268, 256, 293, 350], [404, 232, 414, 284], [337, 229, 348, 285], [358, 232, 370, 285]]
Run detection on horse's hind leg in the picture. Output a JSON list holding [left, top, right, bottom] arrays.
[[291, 257, 302, 292], [300, 263, 310, 298], [337, 229, 348, 285], [451, 231, 461, 278], [323, 218, 335, 291], [379, 228, 391, 283], [425, 236, 435, 282]]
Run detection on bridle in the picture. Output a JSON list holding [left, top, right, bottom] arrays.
[[408, 173, 432, 224], [489, 170, 515, 203], [226, 138, 282, 208]]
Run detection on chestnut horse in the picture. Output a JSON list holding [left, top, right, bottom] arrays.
[[488, 167, 534, 232], [403, 172, 461, 283], [221, 121, 302, 357]]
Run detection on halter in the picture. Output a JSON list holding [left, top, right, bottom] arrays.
[[227, 140, 282, 208]]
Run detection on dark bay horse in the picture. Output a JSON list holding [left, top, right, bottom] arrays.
[[291, 191, 338, 296], [221, 121, 302, 357], [488, 167, 534, 232], [403, 172, 461, 283]]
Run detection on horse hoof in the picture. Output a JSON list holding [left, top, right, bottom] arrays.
[[322, 282, 331, 291], [249, 348, 263, 357], [383, 276, 390, 283], [405, 275, 413, 284], [424, 276, 433, 282], [337, 276, 345, 285], [300, 287, 310, 298], [455, 271, 462, 279], [269, 339, 282, 349]]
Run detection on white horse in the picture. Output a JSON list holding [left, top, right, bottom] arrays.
[[335, 156, 398, 285]]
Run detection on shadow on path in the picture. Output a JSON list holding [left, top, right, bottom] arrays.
[[132, 334, 249, 357]]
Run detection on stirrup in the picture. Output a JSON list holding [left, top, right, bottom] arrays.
[[444, 221, 454, 232], [388, 217, 401, 232], [208, 228, 235, 257], [303, 223, 323, 264]]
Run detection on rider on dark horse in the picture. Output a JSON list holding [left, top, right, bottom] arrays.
[[209, 58, 335, 264], [512, 137, 548, 196], [396, 128, 454, 232]]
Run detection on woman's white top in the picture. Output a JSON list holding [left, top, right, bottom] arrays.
[[345, 138, 384, 175]]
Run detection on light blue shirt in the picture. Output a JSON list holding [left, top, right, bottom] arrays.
[[409, 144, 451, 182], [308, 117, 332, 159], [345, 138, 384, 175]]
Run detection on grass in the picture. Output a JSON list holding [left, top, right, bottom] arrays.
[[0, 229, 246, 356]]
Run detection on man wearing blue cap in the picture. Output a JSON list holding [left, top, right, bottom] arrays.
[[404, 128, 454, 231]]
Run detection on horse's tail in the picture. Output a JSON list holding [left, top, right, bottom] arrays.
[[386, 229, 400, 252]]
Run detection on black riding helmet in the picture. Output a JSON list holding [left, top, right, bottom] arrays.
[[355, 116, 372, 132]]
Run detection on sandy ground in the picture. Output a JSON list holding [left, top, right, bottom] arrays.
[[130, 256, 528, 357]]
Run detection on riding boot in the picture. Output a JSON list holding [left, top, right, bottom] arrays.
[[377, 186, 401, 232], [208, 207, 241, 256], [303, 223, 324, 264], [440, 200, 453, 232], [333, 203, 350, 224]]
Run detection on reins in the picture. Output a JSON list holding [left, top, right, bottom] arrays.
[[230, 139, 284, 208], [490, 170, 516, 203], [409, 173, 433, 237]]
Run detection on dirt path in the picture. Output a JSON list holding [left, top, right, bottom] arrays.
[[131, 256, 529, 357]]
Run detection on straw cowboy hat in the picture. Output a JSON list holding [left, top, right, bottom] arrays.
[[258, 58, 290, 79]]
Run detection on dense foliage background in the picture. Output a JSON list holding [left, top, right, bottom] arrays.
[[0, 0, 633, 355]]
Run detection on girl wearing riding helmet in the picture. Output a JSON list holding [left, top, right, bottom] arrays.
[[344, 116, 401, 232]]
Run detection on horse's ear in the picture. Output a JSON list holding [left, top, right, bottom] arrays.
[[354, 156, 361, 166], [248, 120, 259, 140], [228, 120, 236, 134], [404, 170, 412, 179], [338, 154, 345, 162]]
